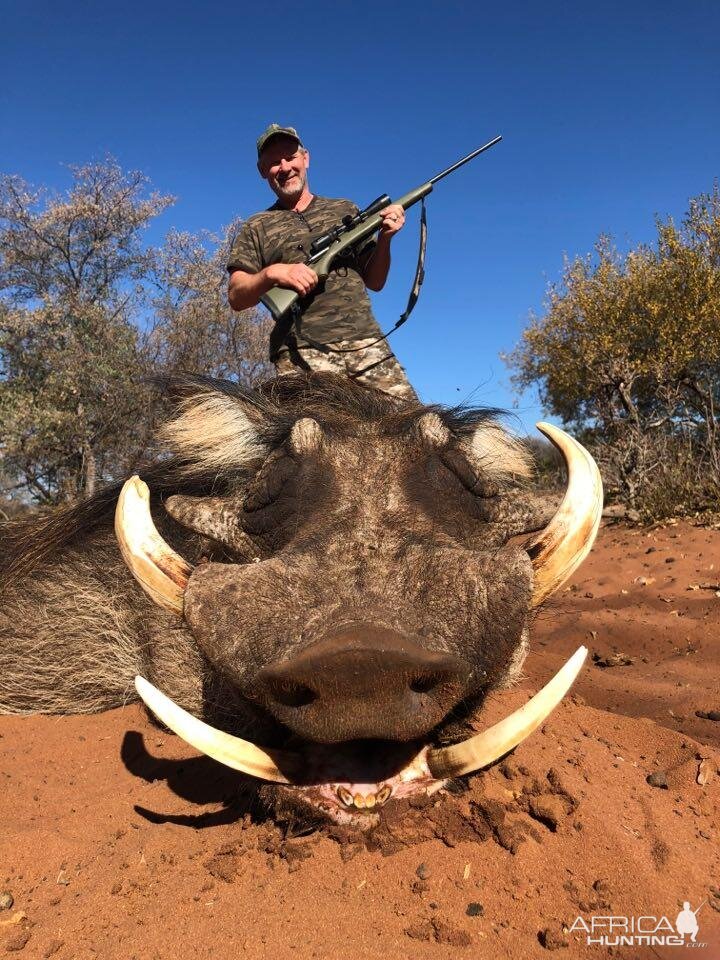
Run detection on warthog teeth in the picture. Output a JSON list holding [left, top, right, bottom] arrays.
[[134, 676, 299, 784], [335, 784, 393, 810], [376, 784, 392, 806], [336, 786, 354, 807], [528, 424, 603, 607], [425, 646, 587, 780], [115, 476, 194, 614]]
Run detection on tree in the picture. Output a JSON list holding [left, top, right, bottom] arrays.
[[0, 160, 274, 507], [0, 160, 172, 504], [0, 298, 156, 503], [149, 221, 273, 385], [0, 161, 171, 305], [506, 185, 720, 517]]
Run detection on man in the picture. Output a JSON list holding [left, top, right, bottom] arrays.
[[227, 124, 417, 402]]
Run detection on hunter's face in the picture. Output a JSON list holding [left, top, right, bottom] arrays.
[[258, 136, 310, 203]]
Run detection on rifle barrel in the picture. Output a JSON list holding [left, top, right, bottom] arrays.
[[429, 135, 502, 186]]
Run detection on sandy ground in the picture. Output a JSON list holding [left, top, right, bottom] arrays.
[[1, 520, 719, 959]]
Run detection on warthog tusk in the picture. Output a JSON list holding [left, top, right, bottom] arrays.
[[528, 424, 603, 607], [135, 676, 300, 784], [425, 646, 587, 779], [115, 476, 194, 614]]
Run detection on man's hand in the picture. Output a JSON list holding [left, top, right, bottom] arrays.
[[228, 262, 318, 310], [265, 262, 319, 296], [378, 204, 405, 239]]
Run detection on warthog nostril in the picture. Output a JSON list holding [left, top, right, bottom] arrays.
[[409, 673, 444, 695], [269, 682, 317, 709]]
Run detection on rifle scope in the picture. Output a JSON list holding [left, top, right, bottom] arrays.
[[309, 194, 391, 257]]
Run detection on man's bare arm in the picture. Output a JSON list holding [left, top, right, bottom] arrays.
[[228, 269, 273, 311], [228, 264, 319, 311], [360, 204, 405, 292], [361, 234, 392, 292]]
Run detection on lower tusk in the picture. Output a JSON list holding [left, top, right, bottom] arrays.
[[115, 476, 193, 615], [135, 676, 300, 784], [426, 646, 587, 779]]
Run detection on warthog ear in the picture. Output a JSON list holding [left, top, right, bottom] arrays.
[[164, 495, 260, 560], [159, 389, 268, 471], [463, 421, 534, 485], [427, 416, 532, 500]]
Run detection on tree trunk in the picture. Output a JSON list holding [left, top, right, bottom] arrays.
[[82, 439, 96, 498]]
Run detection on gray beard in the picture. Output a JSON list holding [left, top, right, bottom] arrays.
[[272, 171, 307, 202]]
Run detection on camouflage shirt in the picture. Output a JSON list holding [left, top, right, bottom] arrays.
[[227, 196, 381, 357]]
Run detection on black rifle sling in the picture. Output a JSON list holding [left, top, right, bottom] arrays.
[[294, 198, 428, 355]]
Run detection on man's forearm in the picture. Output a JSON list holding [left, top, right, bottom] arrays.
[[228, 269, 274, 311], [362, 235, 392, 292], [228, 263, 320, 310]]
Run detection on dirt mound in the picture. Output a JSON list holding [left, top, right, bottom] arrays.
[[1, 521, 719, 958]]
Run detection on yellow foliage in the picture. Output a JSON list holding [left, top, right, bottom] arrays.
[[506, 184, 720, 516]]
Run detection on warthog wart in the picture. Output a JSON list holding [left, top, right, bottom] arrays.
[[0, 373, 602, 827]]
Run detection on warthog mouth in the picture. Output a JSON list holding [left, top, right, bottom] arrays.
[[134, 646, 587, 829], [266, 740, 443, 827]]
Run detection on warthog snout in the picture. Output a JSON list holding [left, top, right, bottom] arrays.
[[256, 624, 467, 743]]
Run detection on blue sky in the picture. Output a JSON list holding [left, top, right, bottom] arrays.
[[2, 0, 719, 432]]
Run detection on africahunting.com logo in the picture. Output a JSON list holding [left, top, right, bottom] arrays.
[[570, 899, 709, 948]]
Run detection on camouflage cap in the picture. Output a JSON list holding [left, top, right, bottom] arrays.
[[256, 124, 302, 157]]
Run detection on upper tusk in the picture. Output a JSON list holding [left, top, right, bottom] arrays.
[[426, 646, 587, 779], [135, 676, 300, 784], [526, 423, 603, 607], [115, 476, 194, 615]]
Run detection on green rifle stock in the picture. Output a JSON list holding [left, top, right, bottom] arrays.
[[260, 135, 502, 322]]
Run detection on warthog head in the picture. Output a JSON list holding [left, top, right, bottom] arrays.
[[116, 373, 602, 827]]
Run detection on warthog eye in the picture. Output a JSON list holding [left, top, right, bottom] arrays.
[[438, 448, 501, 499], [243, 451, 297, 512], [413, 449, 502, 531]]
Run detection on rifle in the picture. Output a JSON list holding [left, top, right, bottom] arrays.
[[260, 135, 502, 322]]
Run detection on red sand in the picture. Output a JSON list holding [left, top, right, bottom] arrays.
[[1, 520, 719, 959]]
